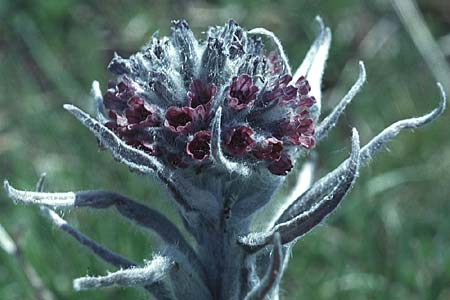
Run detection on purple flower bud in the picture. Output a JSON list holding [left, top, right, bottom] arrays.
[[187, 80, 217, 110], [262, 74, 296, 105], [254, 137, 283, 161], [299, 95, 316, 108], [164, 106, 195, 133], [225, 126, 255, 156], [108, 110, 128, 127], [228, 75, 259, 110], [295, 76, 311, 96], [186, 131, 211, 161], [103, 79, 135, 111], [297, 135, 315, 149], [278, 86, 298, 105], [126, 136, 159, 155], [124, 96, 160, 129], [279, 115, 315, 148], [105, 119, 160, 155], [267, 153, 293, 175]]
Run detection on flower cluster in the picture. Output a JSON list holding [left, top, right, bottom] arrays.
[[102, 20, 315, 175], [4, 17, 446, 300]]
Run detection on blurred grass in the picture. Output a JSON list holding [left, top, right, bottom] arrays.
[[1, 0, 450, 299]]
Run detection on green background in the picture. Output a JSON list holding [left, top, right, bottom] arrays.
[[1, 0, 450, 299]]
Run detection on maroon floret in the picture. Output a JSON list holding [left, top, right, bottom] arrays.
[[299, 95, 316, 108], [186, 131, 211, 161], [267, 153, 293, 176], [228, 75, 259, 110], [124, 96, 160, 129], [278, 86, 298, 105], [225, 126, 255, 156], [125, 135, 160, 155], [107, 110, 128, 127], [262, 74, 297, 105], [187, 80, 217, 109], [104, 120, 160, 155], [296, 135, 315, 149], [164, 106, 195, 133], [103, 79, 135, 111], [295, 76, 311, 96], [254, 137, 283, 161], [279, 115, 315, 149], [102, 85, 161, 155]]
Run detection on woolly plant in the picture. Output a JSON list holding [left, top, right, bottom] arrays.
[[3, 18, 446, 300]]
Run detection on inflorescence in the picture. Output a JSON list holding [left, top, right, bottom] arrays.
[[102, 20, 315, 176], [3, 18, 447, 300]]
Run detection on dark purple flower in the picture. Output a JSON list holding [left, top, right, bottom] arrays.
[[103, 94, 160, 151], [267, 153, 293, 176], [225, 126, 255, 156], [186, 131, 211, 161], [103, 79, 135, 111], [295, 76, 311, 96], [164, 106, 195, 133], [279, 115, 315, 149], [103, 79, 161, 132], [124, 96, 160, 129], [127, 136, 160, 155], [254, 137, 283, 161], [228, 75, 259, 110], [262, 74, 297, 105], [105, 120, 160, 155], [296, 135, 315, 149], [187, 80, 217, 109], [108, 110, 128, 127], [278, 86, 298, 105], [299, 95, 316, 108]]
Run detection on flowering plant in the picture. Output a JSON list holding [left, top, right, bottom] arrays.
[[4, 18, 446, 300]]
